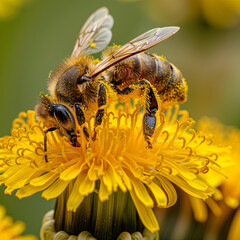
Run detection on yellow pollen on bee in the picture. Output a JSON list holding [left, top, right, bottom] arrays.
[[158, 56, 166, 61], [48, 70, 52, 79], [89, 40, 96, 48], [112, 43, 121, 48]]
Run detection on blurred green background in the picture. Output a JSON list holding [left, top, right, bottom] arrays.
[[0, 0, 239, 238]]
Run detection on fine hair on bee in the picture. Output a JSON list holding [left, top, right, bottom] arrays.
[[35, 7, 187, 162]]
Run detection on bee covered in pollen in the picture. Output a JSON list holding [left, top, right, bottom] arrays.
[[35, 7, 187, 162]]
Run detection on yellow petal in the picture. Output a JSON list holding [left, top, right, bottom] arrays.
[[60, 160, 83, 181], [88, 158, 100, 181], [129, 189, 159, 233], [162, 173, 212, 200], [122, 170, 132, 191], [112, 168, 127, 193], [42, 179, 70, 200], [16, 178, 56, 199], [228, 208, 240, 240], [30, 172, 58, 187], [102, 168, 114, 193], [189, 196, 208, 222], [99, 179, 111, 202], [156, 176, 177, 207], [67, 175, 85, 211], [79, 173, 95, 196], [131, 177, 153, 208], [148, 181, 167, 207], [0, 165, 23, 183]]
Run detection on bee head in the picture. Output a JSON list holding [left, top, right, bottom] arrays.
[[35, 95, 80, 147]]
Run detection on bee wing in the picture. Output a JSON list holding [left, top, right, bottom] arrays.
[[71, 7, 113, 57], [88, 27, 179, 77]]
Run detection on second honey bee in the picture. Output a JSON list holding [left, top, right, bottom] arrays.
[[35, 7, 187, 161]]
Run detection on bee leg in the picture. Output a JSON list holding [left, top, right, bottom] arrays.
[[114, 80, 158, 148], [143, 85, 158, 149], [93, 83, 107, 141], [44, 127, 57, 162], [75, 104, 90, 140]]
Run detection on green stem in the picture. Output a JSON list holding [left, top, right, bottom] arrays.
[[54, 181, 144, 240]]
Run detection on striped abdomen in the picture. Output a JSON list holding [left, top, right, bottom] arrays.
[[108, 52, 187, 107]]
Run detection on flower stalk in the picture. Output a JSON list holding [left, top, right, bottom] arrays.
[[54, 182, 144, 239]]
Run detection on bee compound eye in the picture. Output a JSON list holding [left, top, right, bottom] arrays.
[[48, 104, 75, 127], [48, 104, 80, 147]]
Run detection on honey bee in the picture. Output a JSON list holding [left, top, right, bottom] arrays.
[[35, 7, 187, 162]]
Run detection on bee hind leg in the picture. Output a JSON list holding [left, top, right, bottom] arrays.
[[92, 83, 107, 141], [140, 82, 158, 149], [115, 80, 158, 148], [143, 87, 158, 149], [75, 104, 90, 141]]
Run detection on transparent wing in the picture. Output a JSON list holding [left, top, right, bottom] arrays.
[[88, 27, 180, 77], [71, 7, 114, 57]]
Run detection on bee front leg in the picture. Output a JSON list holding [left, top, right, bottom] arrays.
[[93, 83, 107, 141], [44, 127, 57, 162], [75, 104, 90, 140]]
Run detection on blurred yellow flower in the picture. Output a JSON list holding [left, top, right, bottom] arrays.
[[0, 205, 37, 240], [198, 117, 240, 205], [154, 118, 240, 239], [201, 0, 240, 28], [145, 0, 240, 28], [197, 117, 240, 240], [0, 105, 233, 236], [0, 0, 30, 20]]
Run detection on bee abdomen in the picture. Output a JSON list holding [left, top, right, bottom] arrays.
[[124, 52, 177, 91], [139, 53, 185, 96], [109, 51, 187, 106], [137, 52, 157, 81]]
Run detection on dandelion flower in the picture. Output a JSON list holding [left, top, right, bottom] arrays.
[[145, 0, 240, 28], [0, 0, 30, 20], [0, 205, 37, 240], [0, 104, 233, 239]]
